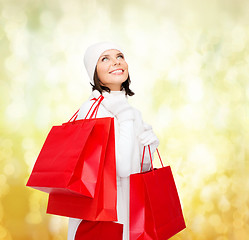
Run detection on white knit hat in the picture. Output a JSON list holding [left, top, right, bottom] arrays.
[[83, 41, 124, 85]]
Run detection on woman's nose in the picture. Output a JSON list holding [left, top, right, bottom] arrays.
[[112, 58, 120, 65]]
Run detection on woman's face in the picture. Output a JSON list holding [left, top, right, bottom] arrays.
[[96, 49, 129, 91]]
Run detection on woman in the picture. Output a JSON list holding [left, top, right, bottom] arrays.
[[68, 41, 159, 240]]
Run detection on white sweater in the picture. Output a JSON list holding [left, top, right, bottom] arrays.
[[67, 90, 159, 240]]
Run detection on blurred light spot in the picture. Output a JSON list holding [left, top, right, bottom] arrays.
[[205, 201, 214, 212], [200, 185, 214, 202], [4, 163, 15, 176], [233, 218, 244, 229], [192, 214, 205, 233], [208, 214, 221, 227], [22, 138, 35, 150], [67, 81, 85, 102], [40, 10, 55, 28], [178, 105, 194, 125], [213, 105, 229, 129], [4, 55, 22, 73], [55, 105, 72, 121], [168, 65, 181, 82], [231, 26, 246, 53], [215, 222, 228, 235], [0, 175, 7, 186], [186, 78, 203, 102], [6, 100, 26, 123], [48, 215, 64, 234], [218, 196, 230, 212], [178, 104, 206, 129], [29, 195, 41, 212], [24, 151, 37, 171], [156, 106, 172, 129], [25, 149, 39, 175], [225, 67, 237, 84], [0, 226, 7, 239], [35, 105, 51, 129], [188, 144, 216, 174], [46, 68, 60, 85], [183, 53, 202, 76], [25, 212, 42, 224], [217, 175, 230, 194], [0, 139, 13, 158]]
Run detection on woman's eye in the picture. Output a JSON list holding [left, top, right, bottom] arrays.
[[102, 57, 108, 62], [117, 55, 124, 59]]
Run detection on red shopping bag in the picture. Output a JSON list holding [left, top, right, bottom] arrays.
[[26, 95, 108, 198], [130, 146, 186, 240], [75, 220, 123, 240], [46, 116, 117, 221]]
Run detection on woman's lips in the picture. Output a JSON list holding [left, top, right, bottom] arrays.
[[109, 69, 124, 75]]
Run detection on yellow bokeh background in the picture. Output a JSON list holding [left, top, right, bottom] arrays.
[[1, 0, 249, 239]]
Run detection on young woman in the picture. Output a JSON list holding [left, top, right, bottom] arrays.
[[67, 41, 159, 240]]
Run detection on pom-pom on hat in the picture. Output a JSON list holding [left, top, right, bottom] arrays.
[[83, 41, 124, 85]]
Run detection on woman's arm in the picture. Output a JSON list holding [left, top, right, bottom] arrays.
[[91, 90, 135, 177], [115, 120, 134, 177], [134, 109, 159, 172]]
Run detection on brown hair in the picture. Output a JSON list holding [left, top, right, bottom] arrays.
[[91, 68, 135, 96]]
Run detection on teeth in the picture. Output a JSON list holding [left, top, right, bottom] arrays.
[[111, 70, 123, 73]]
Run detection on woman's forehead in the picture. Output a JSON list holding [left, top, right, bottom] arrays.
[[100, 49, 123, 57]]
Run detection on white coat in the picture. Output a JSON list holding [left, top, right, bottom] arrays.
[[67, 90, 159, 240]]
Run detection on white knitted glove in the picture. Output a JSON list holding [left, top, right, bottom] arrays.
[[139, 128, 159, 172], [139, 129, 159, 146], [92, 90, 135, 123], [138, 122, 159, 147]]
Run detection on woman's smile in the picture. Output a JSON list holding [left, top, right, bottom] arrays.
[[109, 69, 124, 75]]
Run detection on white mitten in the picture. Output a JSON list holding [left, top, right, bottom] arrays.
[[95, 91, 135, 123], [138, 129, 159, 146], [139, 129, 159, 172], [138, 121, 159, 146]]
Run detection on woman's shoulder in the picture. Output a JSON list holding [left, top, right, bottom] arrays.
[[77, 97, 113, 120]]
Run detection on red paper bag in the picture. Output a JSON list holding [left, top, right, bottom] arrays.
[[130, 146, 186, 240], [26, 96, 108, 198], [46, 117, 117, 221], [75, 220, 123, 240]]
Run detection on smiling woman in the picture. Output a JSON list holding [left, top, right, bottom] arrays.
[[92, 49, 134, 95], [65, 41, 159, 240]]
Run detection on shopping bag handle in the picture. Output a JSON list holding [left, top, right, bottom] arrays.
[[88, 95, 104, 119], [140, 146, 164, 172], [67, 95, 104, 123], [67, 109, 80, 123]]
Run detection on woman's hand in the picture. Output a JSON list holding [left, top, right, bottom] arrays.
[[137, 122, 159, 146], [138, 129, 159, 147], [138, 125, 159, 172]]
